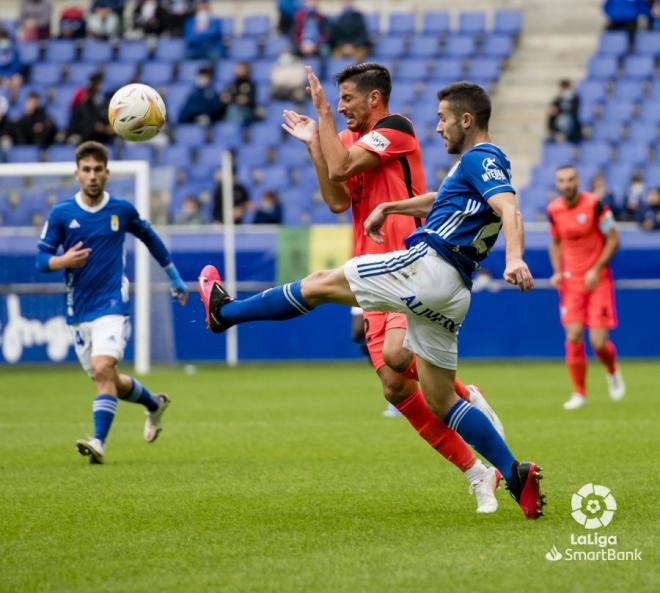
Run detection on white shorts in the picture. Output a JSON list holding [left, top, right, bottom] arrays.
[[70, 315, 131, 377], [343, 243, 470, 370]]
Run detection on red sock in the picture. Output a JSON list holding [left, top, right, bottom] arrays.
[[400, 358, 418, 381], [396, 389, 476, 471], [594, 341, 617, 374], [566, 341, 587, 396], [453, 378, 470, 401]]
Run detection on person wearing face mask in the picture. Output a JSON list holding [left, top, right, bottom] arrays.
[[0, 28, 24, 103], [178, 65, 224, 124], [330, 0, 371, 61], [183, 0, 223, 60], [547, 79, 582, 144], [271, 48, 306, 103], [220, 62, 258, 127]]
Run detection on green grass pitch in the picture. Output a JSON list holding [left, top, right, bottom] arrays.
[[1, 361, 658, 593]]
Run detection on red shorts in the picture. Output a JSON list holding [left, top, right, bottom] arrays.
[[363, 311, 408, 371], [559, 276, 617, 329]]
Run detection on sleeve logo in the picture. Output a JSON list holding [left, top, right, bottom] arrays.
[[111, 214, 119, 231], [481, 157, 507, 182], [361, 131, 391, 152]]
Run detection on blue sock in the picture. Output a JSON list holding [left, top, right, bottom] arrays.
[[93, 395, 117, 444], [445, 400, 516, 482], [121, 378, 159, 412], [220, 281, 313, 325]]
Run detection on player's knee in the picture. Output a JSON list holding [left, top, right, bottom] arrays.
[[565, 329, 583, 344], [91, 360, 116, 385], [301, 269, 331, 303], [589, 336, 607, 351], [382, 344, 412, 373], [380, 373, 415, 405]]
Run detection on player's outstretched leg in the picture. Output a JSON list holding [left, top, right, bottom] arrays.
[[118, 376, 171, 442], [76, 395, 117, 464], [416, 358, 545, 519], [592, 337, 625, 401]]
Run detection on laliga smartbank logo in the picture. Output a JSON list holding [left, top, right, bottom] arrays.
[[544, 483, 642, 562]]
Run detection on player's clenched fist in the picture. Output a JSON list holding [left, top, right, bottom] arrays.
[[503, 257, 534, 291], [62, 241, 92, 268]]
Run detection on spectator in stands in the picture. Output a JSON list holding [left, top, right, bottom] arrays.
[[71, 71, 103, 109], [253, 190, 283, 224], [220, 62, 259, 127], [591, 173, 622, 219], [278, 0, 302, 37], [178, 65, 224, 124], [330, 0, 371, 61], [271, 48, 306, 103], [14, 92, 57, 148], [547, 79, 582, 144], [175, 195, 205, 224], [0, 95, 15, 147], [638, 188, 660, 230], [132, 0, 168, 36], [603, 0, 651, 43], [162, 0, 194, 36], [293, 0, 330, 79], [653, 0, 660, 30], [623, 172, 646, 219], [19, 0, 52, 41], [66, 75, 113, 144], [0, 28, 23, 104], [87, 0, 122, 40], [59, 6, 87, 39], [92, 0, 125, 19], [184, 1, 223, 60], [212, 168, 251, 224]]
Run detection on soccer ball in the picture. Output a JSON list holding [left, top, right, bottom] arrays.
[[108, 83, 166, 142]]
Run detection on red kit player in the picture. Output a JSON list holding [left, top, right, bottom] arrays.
[[547, 165, 625, 410]]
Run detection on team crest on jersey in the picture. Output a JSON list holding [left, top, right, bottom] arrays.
[[481, 157, 506, 182], [577, 213, 587, 224], [111, 214, 119, 231], [361, 131, 391, 152]]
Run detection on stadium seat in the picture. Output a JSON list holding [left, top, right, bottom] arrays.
[[242, 15, 271, 37], [175, 124, 207, 146], [616, 141, 650, 167], [310, 201, 344, 224], [493, 10, 523, 36], [395, 59, 429, 81], [276, 142, 307, 168], [117, 40, 151, 63], [219, 16, 235, 38], [458, 11, 486, 35], [622, 56, 654, 80], [236, 144, 271, 169], [81, 40, 114, 63], [408, 36, 441, 58], [216, 62, 237, 87], [140, 62, 174, 87], [210, 121, 243, 150], [578, 80, 607, 104], [163, 83, 189, 120], [47, 145, 76, 162], [195, 150, 223, 170], [154, 38, 185, 62], [422, 11, 451, 35], [597, 32, 628, 57], [65, 62, 98, 86], [159, 144, 192, 167], [592, 122, 626, 142], [628, 121, 659, 145], [49, 106, 70, 130], [388, 12, 416, 35], [606, 163, 635, 196], [587, 56, 618, 80], [178, 60, 210, 84], [328, 57, 355, 77], [7, 145, 41, 163], [634, 31, 660, 56], [480, 35, 514, 59], [251, 60, 273, 84], [280, 189, 310, 226], [444, 35, 477, 58], [229, 38, 259, 61], [466, 58, 500, 83], [432, 58, 463, 80], [104, 63, 136, 88], [17, 42, 40, 65], [389, 84, 417, 105], [31, 63, 62, 86], [263, 36, 292, 59], [638, 100, 660, 124], [363, 13, 380, 35], [611, 80, 645, 102], [542, 142, 576, 166], [578, 142, 612, 168], [373, 36, 406, 58], [45, 40, 76, 63], [600, 100, 636, 123], [123, 144, 156, 163], [644, 164, 660, 187], [255, 165, 290, 192]]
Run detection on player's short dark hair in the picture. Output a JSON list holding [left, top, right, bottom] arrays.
[[437, 82, 491, 129], [335, 62, 391, 105], [555, 164, 577, 173], [75, 141, 109, 166]]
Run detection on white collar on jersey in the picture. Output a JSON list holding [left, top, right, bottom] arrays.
[[75, 191, 110, 213]]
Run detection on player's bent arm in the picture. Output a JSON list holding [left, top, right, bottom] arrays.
[[36, 241, 91, 271], [487, 192, 534, 291], [307, 139, 351, 213], [548, 237, 562, 275], [379, 192, 436, 217], [594, 226, 620, 271]]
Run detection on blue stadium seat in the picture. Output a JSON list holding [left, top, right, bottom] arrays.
[[236, 144, 271, 169], [249, 122, 284, 146], [163, 83, 190, 121], [592, 122, 626, 142], [178, 60, 210, 84], [622, 56, 654, 80], [251, 60, 273, 84], [195, 149, 222, 170], [578, 99, 600, 126], [310, 201, 344, 224], [480, 34, 514, 59], [634, 31, 660, 56], [422, 11, 450, 36], [7, 145, 41, 163], [649, 80, 660, 101], [373, 36, 406, 58], [263, 35, 292, 59], [611, 80, 645, 102], [466, 58, 500, 83], [18, 42, 40, 65], [363, 13, 380, 35], [216, 62, 237, 87], [409, 36, 441, 58], [47, 145, 76, 162], [600, 100, 636, 123], [104, 63, 136, 88], [616, 141, 650, 166], [159, 144, 192, 166], [66, 62, 98, 86], [628, 121, 659, 144], [81, 40, 113, 63], [530, 164, 557, 188], [578, 80, 607, 103], [118, 40, 151, 63], [597, 32, 628, 57], [388, 12, 416, 35], [175, 124, 207, 146], [645, 164, 660, 187], [31, 63, 62, 86], [606, 163, 634, 194], [587, 56, 618, 80], [45, 40, 76, 63], [638, 100, 660, 124], [140, 62, 174, 87], [578, 142, 612, 168], [154, 38, 185, 62], [280, 189, 309, 226], [276, 142, 307, 167], [219, 17, 235, 37], [431, 58, 463, 80], [229, 38, 259, 61], [493, 10, 523, 36], [444, 35, 477, 58], [211, 121, 243, 149], [395, 59, 429, 81], [49, 106, 70, 130], [123, 144, 156, 163], [389, 84, 416, 105], [242, 15, 271, 37], [458, 11, 486, 35], [542, 142, 576, 166], [256, 164, 290, 192], [328, 57, 354, 77]]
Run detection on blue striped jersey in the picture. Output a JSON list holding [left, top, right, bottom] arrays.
[[405, 143, 514, 288], [37, 192, 171, 324]]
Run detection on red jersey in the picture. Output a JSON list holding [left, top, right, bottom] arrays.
[[338, 114, 426, 256], [547, 192, 614, 277]]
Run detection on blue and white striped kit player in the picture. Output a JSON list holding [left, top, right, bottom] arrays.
[[37, 146, 187, 465]]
